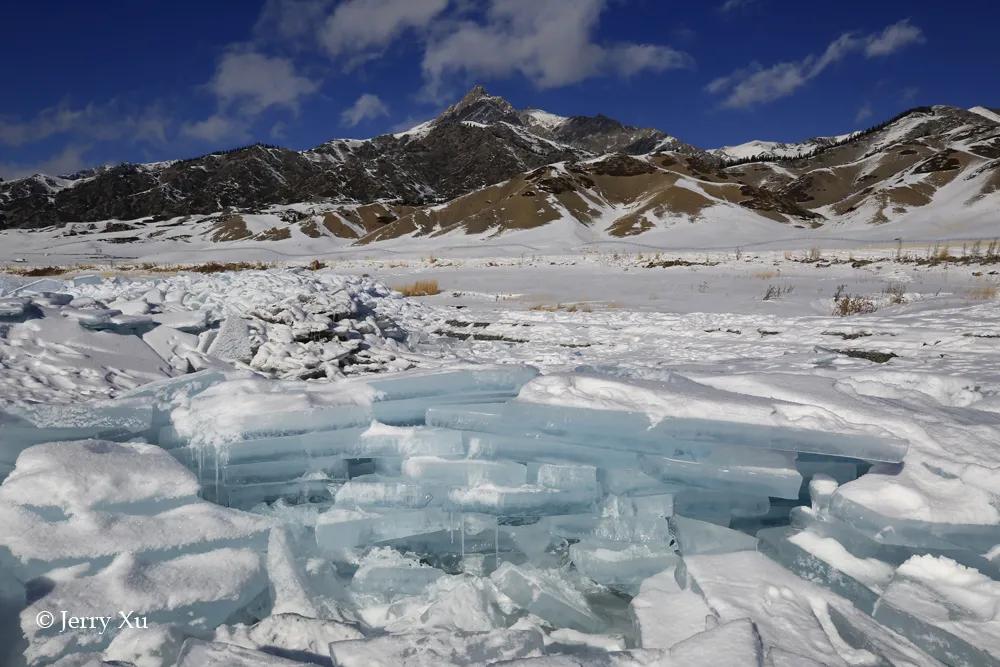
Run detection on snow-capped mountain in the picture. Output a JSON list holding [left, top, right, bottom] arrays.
[[0, 88, 997, 249]]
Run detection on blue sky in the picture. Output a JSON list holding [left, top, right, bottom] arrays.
[[2, 0, 997, 178]]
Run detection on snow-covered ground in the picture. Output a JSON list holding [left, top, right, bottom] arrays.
[[1, 253, 998, 665]]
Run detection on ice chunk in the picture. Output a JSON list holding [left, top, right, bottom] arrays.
[[757, 527, 891, 613], [668, 515, 757, 556], [351, 548, 444, 600], [0, 440, 198, 515], [151, 309, 210, 333], [328, 627, 544, 666], [537, 463, 598, 493], [448, 483, 597, 516], [0, 297, 37, 321], [667, 619, 763, 666], [593, 494, 673, 544], [640, 449, 802, 499], [207, 316, 255, 363], [214, 613, 363, 664], [630, 567, 715, 649], [491, 563, 602, 633], [463, 430, 640, 470], [268, 528, 354, 622], [366, 365, 539, 401], [315, 508, 453, 551], [1, 402, 153, 466], [103, 623, 191, 667], [335, 476, 447, 509], [176, 639, 306, 666], [873, 555, 1000, 666], [569, 539, 678, 592], [402, 456, 527, 487], [22, 549, 266, 665], [830, 491, 1000, 553], [515, 373, 908, 463]]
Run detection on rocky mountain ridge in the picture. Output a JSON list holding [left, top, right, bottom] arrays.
[[1, 88, 997, 247]]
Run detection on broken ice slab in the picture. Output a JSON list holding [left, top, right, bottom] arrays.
[[0, 402, 153, 465], [673, 488, 770, 525], [830, 492, 1000, 553], [667, 618, 764, 666], [328, 627, 545, 667], [756, 526, 892, 613], [791, 506, 1000, 580], [593, 494, 673, 544], [537, 463, 598, 492], [402, 456, 527, 487], [176, 638, 308, 667], [214, 613, 364, 664], [315, 508, 454, 551], [462, 430, 641, 469], [335, 476, 449, 509], [350, 548, 444, 600], [171, 424, 464, 467], [491, 563, 603, 633], [117, 369, 229, 425], [151, 309, 210, 333], [372, 390, 526, 426], [0, 297, 39, 322], [218, 455, 351, 486], [221, 478, 335, 509], [630, 567, 715, 649], [668, 515, 757, 556], [0, 440, 199, 516], [21, 548, 267, 665], [447, 483, 597, 516], [873, 555, 1000, 666], [158, 405, 373, 448], [430, 399, 907, 463], [640, 448, 802, 499], [569, 539, 678, 593], [366, 365, 539, 401]]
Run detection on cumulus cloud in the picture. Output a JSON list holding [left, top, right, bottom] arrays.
[[180, 114, 249, 143], [340, 94, 389, 127], [209, 51, 318, 114], [719, 0, 757, 14], [321, 0, 448, 59], [707, 19, 924, 108], [0, 102, 169, 148], [182, 50, 317, 146], [855, 102, 874, 123], [865, 19, 924, 57], [0, 144, 90, 180], [421, 0, 691, 96]]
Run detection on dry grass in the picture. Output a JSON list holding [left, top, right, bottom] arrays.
[[395, 279, 441, 297], [967, 284, 998, 300], [529, 302, 593, 313], [305, 259, 326, 271], [834, 294, 878, 316], [753, 270, 779, 280], [186, 261, 270, 274]]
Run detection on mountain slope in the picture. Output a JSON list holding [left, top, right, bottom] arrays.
[[0, 90, 997, 251]]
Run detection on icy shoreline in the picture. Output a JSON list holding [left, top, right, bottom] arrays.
[[1, 266, 998, 665]]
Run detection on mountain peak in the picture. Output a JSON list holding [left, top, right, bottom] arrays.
[[434, 85, 521, 127]]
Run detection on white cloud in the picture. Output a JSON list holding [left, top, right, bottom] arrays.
[[865, 19, 924, 57], [0, 102, 170, 148], [421, 0, 690, 95], [341, 94, 389, 127], [855, 102, 874, 123], [0, 145, 90, 180], [719, 0, 756, 14], [321, 0, 448, 58], [210, 51, 318, 114], [707, 19, 924, 109], [180, 114, 249, 143]]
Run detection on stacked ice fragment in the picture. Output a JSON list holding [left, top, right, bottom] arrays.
[[2, 364, 998, 665]]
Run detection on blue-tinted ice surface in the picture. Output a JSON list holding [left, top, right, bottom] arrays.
[[0, 364, 979, 666]]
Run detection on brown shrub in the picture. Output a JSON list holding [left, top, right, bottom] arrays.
[[395, 279, 441, 297]]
